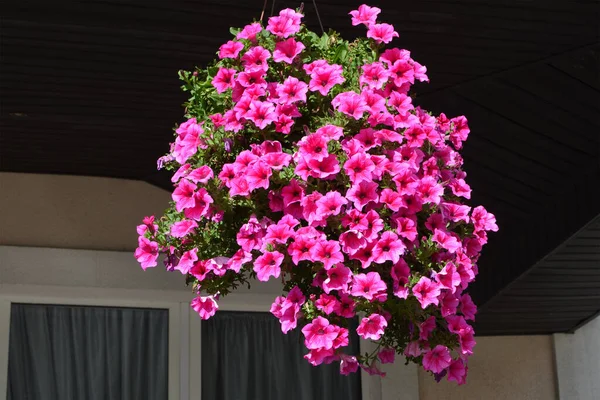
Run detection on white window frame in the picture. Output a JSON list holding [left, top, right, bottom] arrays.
[[0, 285, 183, 400]]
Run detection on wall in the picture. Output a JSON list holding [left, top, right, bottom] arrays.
[[0, 173, 574, 400], [554, 316, 600, 400], [417, 335, 558, 400], [0, 172, 171, 251]]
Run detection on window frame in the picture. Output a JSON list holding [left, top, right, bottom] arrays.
[[0, 285, 182, 400]]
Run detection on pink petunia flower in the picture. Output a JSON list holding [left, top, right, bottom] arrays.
[[134, 236, 159, 270], [302, 316, 338, 350], [440, 291, 460, 317], [267, 8, 303, 38], [315, 293, 339, 314], [316, 191, 348, 218], [367, 23, 399, 44], [332, 91, 369, 120], [360, 62, 390, 89], [340, 355, 360, 375], [351, 272, 387, 301], [346, 181, 379, 211], [471, 206, 499, 232], [323, 263, 352, 293], [175, 248, 198, 275], [310, 240, 344, 270], [241, 46, 271, 72], [460, 293, 477, 321], [187, 166, 214, 184], [373, 231, 406, 264], [422, 345, 452, 374], [246, 100, 277, 129], [344, 152, 375, 184], [246, 160, 272, 190], [254, 251, 284, 281], [447, 359, 467, 385], [273, 38, 306, 63], [276, 76, 308, 103], [378, 348, 396, 364], [191, 295, 218, 320], [218, 40, 244, 59], [432, 229, 462, 253], [170, 220, 198, 238], [435, 262, 461, 293], [184, 188, 213, 220], [237, 22, 262, 42], [172, 179, 197, 212], [356, 313, 387, 340], [349, 4, 381, 26], [212, 68, 237, 93], [308, 64, 345, 95], [298, 133, 330, 162], [413, 276, 441, 309]]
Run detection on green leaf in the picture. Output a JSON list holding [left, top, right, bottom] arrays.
[[319, 33, 329, 49]]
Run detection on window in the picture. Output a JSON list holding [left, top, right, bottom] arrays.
[[7, 303, 169, 400], [201, 311, 362, 400]]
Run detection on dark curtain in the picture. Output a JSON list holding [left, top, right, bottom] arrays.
[[201, 312, 362, 400], [7, 303, 169, 400]]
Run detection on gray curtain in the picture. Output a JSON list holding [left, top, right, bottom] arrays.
[[7, 303, 169, 400], [201, 312, 362, 400]]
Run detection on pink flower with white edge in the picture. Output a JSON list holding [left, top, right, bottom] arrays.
[[357, 313, 387, 340], [253, 251, 284, 282], [191, 296, 218, 320], [422, 345, 452, 374]]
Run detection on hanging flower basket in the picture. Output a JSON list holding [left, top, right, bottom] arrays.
[[135, 4, 498, 384]]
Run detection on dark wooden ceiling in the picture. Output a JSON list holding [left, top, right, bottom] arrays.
[[1, 0, 599, 335]]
